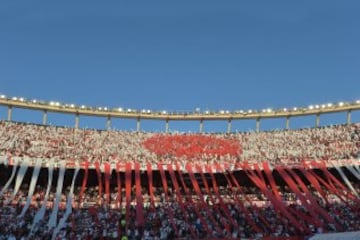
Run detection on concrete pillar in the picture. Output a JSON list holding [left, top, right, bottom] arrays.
[[136, 117, 141, 132], [315, 114, 320, 127], [227, 119, 232, 133], [43, 110, 48, 125], [75, 113, 79, 129], [7, 106, 12, 121], [165, 119, 169, 133], [347, 110, 352, 125], [106, 116, 112, 130], [256, 118, 260, 132], [285, 116, 290, 130], [199, 119, 204, 133]]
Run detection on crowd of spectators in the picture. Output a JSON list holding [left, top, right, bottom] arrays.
[[0, 121, 359, 167], [0, 180, 360, 239], [0, 121, 359, 239]]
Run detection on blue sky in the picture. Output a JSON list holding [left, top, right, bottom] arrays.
[[0, 1, 359, 132]]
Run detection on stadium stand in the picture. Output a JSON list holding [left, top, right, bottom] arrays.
[[0, 120, 359, 239]]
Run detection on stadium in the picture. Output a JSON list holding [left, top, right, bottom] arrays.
[[0, 95, 360, 240]]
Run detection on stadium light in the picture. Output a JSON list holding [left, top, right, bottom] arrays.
[[308, 105, 314, 110], [0, 94, 6, 99], [338, 102, 344, 107]]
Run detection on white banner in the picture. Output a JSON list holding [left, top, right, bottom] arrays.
[[333, 162, 359, 198], [52, 164, 80, 239], [20, 158, 42, 217], [0, 157, 19, 197], [7, 157, 30, 204], [30, 159, 54, 235], [48, 161, 66, 229]]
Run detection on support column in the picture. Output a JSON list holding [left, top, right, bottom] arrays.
[[106, 116, 112, 130], [227, 119, 232, 133], [256, 117, 260, 132], [75, 113, 79, 129], [165, 119, 169, 133], [199, 119, 204, 133], [43, 110, 48, 125], [136, 117, 141, 132], [347, 110, 352, 125], [7, 106, 12, 121], [285, 116, 290, 130], [315, 114, 320, 127]]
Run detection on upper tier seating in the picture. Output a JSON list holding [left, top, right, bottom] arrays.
[[0, 121, 359, 166]]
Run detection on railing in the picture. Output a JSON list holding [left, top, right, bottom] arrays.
[[1, 95, 360, 132]]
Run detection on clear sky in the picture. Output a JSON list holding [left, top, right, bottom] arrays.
[[0, 1, 359, 132]]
